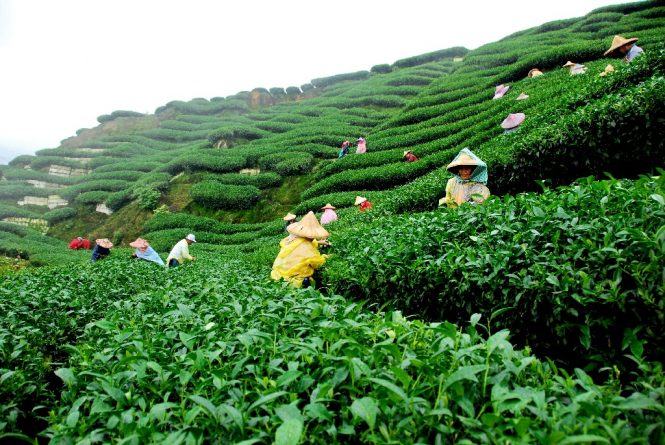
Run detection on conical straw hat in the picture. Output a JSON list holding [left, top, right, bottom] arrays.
[[501, 113, 526, 129], [96, 238, 113, 249], [283, 212, 296, 221], [447, 152, 480, 172], [287, 211, 329, 239], [528, 68, 543, 77], [321, 203, 336, 210], [354, 196, 367, 205], [403, 150, 412, 156], [604, 35, 638, 56], [516, 92, 529, 100], [562, 61, 576, 68], [493, 84, 510, 99], [129, 238, 149, 249]]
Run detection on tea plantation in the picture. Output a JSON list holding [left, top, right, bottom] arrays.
[[1, 1, 664, 443]]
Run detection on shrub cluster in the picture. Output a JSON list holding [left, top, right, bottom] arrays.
[[189, 181, 260, 210]]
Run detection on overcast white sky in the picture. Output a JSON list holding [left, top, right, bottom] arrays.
[[0, 0, 629, 164]]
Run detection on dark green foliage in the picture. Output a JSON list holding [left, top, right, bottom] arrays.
[[0, 184, 52, 199], [311, 71, 370, 88], [300, 83, 314, 92], [164, 152, 247, 175], [43, 207, 77, 224], [30, 156, 86, 171], [105, 189, 133, 211], [59, 180, 131, 201], [258, 152, 313, 176], [189, 181, 260, 209], [252, 87, 270, 94], [97, 110, 145, 124], [7, 155, 35, 167], [203, 172, 282, 189], [371, 64, 392, 74], [269, 87, 286, 96], [0, 203, 42, 219], [392, 47, 468, 68], [285, 86, 301, 95], [75, 191, 109, 205], [323, 175, 665, 369], [131, 186, 161, 210]]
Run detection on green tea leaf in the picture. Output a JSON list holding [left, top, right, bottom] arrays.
[[442, 365, 486, 390], [350, 397, 378, 429], [54, 368, 77, 386], [275, 418, 303, 445]]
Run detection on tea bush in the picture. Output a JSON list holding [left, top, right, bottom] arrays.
[[190, 181, 261, 210], [323, 175, 665, 370], [203, 172, 282, 189]]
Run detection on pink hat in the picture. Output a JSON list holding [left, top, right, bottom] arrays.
[[95, 238, 113, 249], [516, 92, 529, 101], [129, 238, 149, 251], [341, 140, 350, 147], [493, 84, 510, 99], [501, 113, 525, 129]]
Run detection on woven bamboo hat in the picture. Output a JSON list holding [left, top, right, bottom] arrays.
[[321, 203, 336, 210], [283, 212, 297, 221], [501, 113, 526, 130], [604, 35, 638, 56], [562, 61, 576, 68], [95, 238, 113, 249], [354, 196, 367, 206], [516, 92, 529, 100], [403, 150, 412, 156], [287, 211, 329, 239], [528, 68, 543, 77], [129, 238, 149, 249], [446, 152, 481, 172]]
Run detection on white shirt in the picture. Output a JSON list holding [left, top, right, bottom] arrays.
[[166, 239, 193, 264]]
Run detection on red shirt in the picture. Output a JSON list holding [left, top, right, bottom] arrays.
[[68, 239, 82, 250], [404, 153, 418, 162], [359, 201, 373, 212]]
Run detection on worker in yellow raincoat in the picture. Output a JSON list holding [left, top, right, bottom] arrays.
[[271, 211, 330, 287]]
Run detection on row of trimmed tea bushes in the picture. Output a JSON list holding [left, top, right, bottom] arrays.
[[322, 175, 665, 370], [155, 97, 249, 115], [93, 160, 162, 173], [258, 152, 314, 176], [315, 148, 414, 179], [140, 127, 210, 143], [138, 228, 261, 251], [309, 94, 407, 109], [190, 181, 261, 210], [291, 191, 376, 215], [301, 158, 438, 200], [35, 147, 106, 158], [25, 258, 661, 444], [201, 172, 282, 189], [0, 166, 76, 185], [142, 212, 282, 236], [207, 125, 270, 146], [57, 179, 132, 201], [0, 202, 43, 220], [162, 152, 247, 175], [392, 46, 468, 68], [487, 73, 665, 195], [0, 183, 55, 199], [159, 118, 228, 132], [0, 224, 84, 265]]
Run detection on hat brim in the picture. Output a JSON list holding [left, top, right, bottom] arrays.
[[604, 37, 638, 56]]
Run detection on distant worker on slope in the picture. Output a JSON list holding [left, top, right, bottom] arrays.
[[354, 196, 373, 212], [69, 236, 91, 250], [604, 35, 643, 63], [338, 141, 351, 159], [356, 137, 367, 154], [283, 212, 297, 232], [403, 150, 419, 162], [320, 203, 338, 225], [271, 211, 330, 288], [438, 148, 490, 208], [91, 238, 113, 262], [166, 234, 197, 268], [562, 61, 587, 75], [129, 238, 165, 266]]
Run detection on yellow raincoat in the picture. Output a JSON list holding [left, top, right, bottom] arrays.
[[271, 235, 327, 287]]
